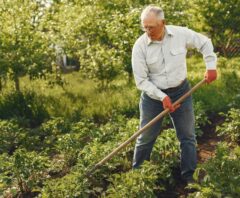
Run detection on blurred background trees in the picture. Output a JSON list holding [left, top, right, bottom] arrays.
[[0, 0, 239, 90], [198, 0, 240, 57], [0, 0, 54, 92]]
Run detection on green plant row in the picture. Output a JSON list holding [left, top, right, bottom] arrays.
[[189, 143, 240, 198], [0, 114, 181, 197], [217, 108, 240, 144]]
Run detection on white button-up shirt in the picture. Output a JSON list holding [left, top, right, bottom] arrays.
[[132, 25, 217, 101]]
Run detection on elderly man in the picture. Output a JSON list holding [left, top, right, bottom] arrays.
[[131, 5, 217, 184]]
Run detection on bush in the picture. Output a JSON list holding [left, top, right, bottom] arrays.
[[217, 108, 240, 144], [152, 129, 180, 166], [37, 117, 72, 153], [55, 133, 88, 167], [194, 101, 210, 137], [0, 149, 50, 197], [0, 91, 49, 127], [42, 170, 90, 198], [106, 162, 160, 197], [40, 117, 72, 136], [191, 143, 240, 197], [0, 119, 27, 154]]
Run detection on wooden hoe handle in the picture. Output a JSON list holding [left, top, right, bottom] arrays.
[[86, 79, 206, 176]]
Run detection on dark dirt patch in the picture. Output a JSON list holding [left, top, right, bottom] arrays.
[[197, 114, 225, 163]]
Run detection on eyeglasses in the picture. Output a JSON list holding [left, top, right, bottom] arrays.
[[142, 25, 158, 32]]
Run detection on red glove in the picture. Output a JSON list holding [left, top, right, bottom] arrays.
[[162, 96, 180, 113], [204, 70, 217, 84]]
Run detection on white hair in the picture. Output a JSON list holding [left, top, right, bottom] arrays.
[[140, 5, 164, 25]]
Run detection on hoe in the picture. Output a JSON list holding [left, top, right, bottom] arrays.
[[86, 79, 206, 177]]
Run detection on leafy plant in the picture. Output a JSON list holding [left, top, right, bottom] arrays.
[[152, 129, 180, 165], [55, 133, 85, 167], [217, 108, 240, 144], [38, 117, 72, 152], [192, 143, 240, 197], [42, 169, 90, 198], [0, 91, 49, 127], [106, 162, 160, 197], [0, 119, 26, 154], [194, 101, 210, 137], [0, 149, 50, 197]]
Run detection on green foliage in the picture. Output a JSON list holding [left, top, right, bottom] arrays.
[[77, 116, 138, 169], [105, 7, 142, 81], [40, 117, 71, 136], [0, 0, 54, 91], [0, 120, 26, 154], [151, 129, 180, 187], [46, 0, 197, 88], [21, 72, 139, 122], [0, 90, 49, 127], [54, 120, 99, 167], [191, 56, 240, 112], [0, 1, 240, 196], [217, 108, 240, 144], [42, 116, 139, 197], [221, 71, 240, 94], [194, 101, 210, 137], [79, 43, 121, 89], [188, 187, 222, 198], [106, 162, 160, 197], [0, 149, 50, 197], [105, 130, 179, 197], [0, 153, 14, 196], [42, 170, 90, 198], [43, 131, 177, 198], [36, 117, 72, 153], [152, 0, 195, 26], [198, 0, 240, 57], [55, 134, 81, 167], [192, 143, 240, 197], [152, 129, 179, 166]]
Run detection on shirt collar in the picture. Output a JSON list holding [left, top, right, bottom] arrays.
[[147, 26, 174, 45]]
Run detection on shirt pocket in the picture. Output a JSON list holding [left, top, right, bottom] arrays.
[[170, 47, 186, 55], [146, 57, 160, 73], [170, 47, 186, 64]]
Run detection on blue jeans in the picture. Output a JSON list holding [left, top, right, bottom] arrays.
[[132, 79, 197, 180]]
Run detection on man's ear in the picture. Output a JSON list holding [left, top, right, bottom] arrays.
[[162, 19, 166, 25]]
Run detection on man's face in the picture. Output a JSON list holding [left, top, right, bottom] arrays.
[[142, 13, 165, 41]]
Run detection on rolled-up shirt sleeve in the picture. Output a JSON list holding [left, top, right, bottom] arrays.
[[132, 43, 167, 101], [185, 28, 217, 70]]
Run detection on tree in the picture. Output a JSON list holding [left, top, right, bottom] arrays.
[[40, 0, 196, 87], [46, 1, 123, 88], [198, 0, 240, 57], [0, 0, 54, 92], [80, 43, 121, 89]]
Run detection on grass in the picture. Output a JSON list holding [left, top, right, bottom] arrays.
[[16, 71, 140, 123], [0, 55, 239, 197], [0, 55, 239, 124], [188, 56, 240, 112]]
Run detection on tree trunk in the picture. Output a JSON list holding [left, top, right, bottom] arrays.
[[14, 75, 20, 92], [0, 77, 2, 92]]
